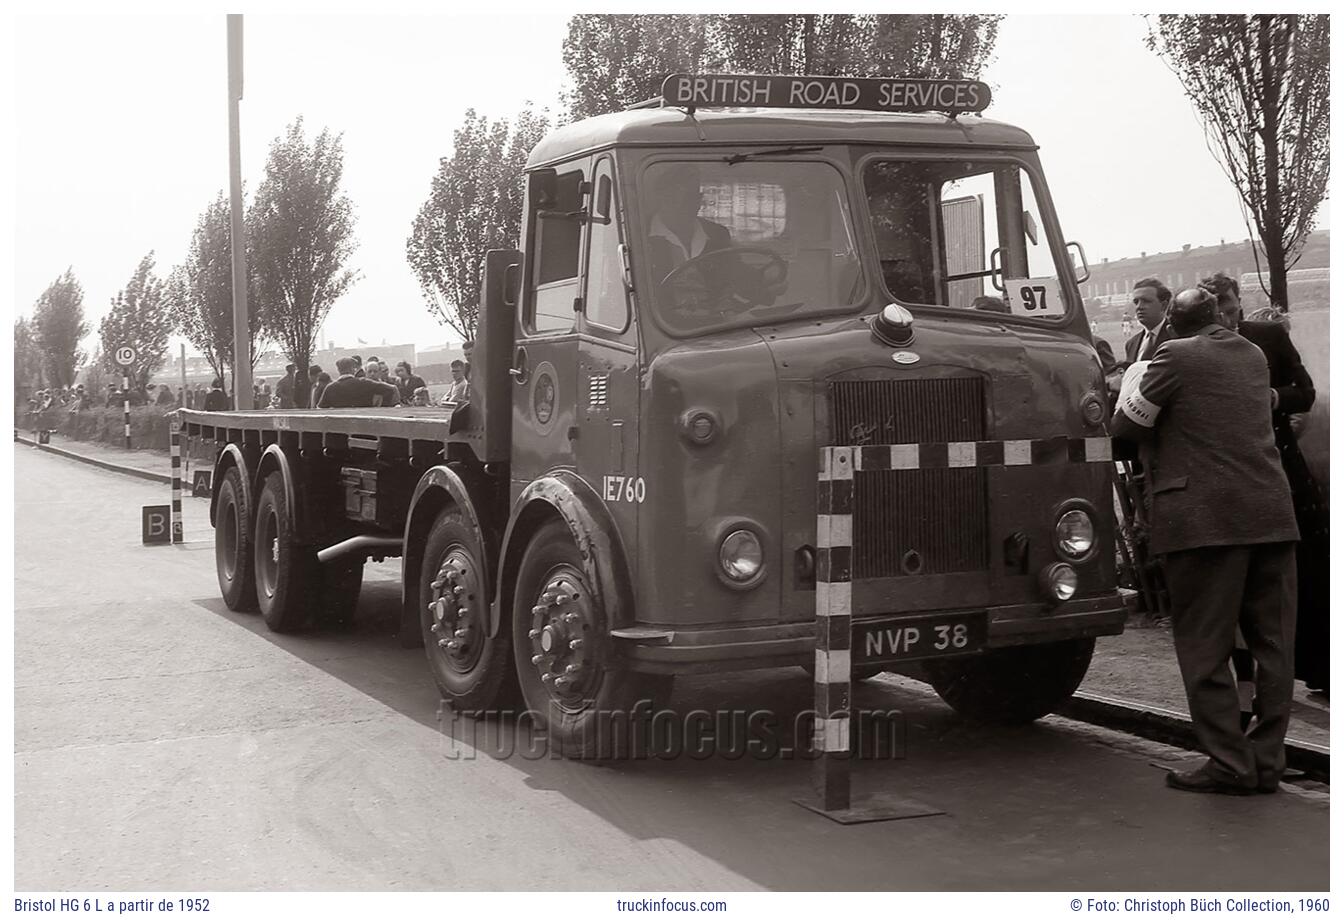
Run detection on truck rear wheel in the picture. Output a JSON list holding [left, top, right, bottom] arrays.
[[420, 507, 515, 713], [512, 520, 671, 759], [253, 471, 318, 633], [925, 638, 1096, 725], [215, 466, 258, 612]]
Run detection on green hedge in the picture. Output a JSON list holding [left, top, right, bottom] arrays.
[[19, 405, 177, 451]]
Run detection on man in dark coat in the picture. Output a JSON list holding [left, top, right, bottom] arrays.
[[1113, 287, 1299, 795], [203, 378, 229, 411], [316, 357, 400, 409], [274, 365, 296, 409], [1203, 272, 1328, 695]]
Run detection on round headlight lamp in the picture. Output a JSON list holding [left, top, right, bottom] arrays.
[[1039, 563, 1079, 602], [1055, 508, 1096, 559], [719, 530, 764, 583]]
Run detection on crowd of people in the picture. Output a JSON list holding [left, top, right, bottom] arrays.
[[22, 342, 477, 418], [185, 343, 474, 412], [1108, 271, 1327, 797]]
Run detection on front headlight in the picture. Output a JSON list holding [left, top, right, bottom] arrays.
[[719, 530, 763, 583], [1039, 563, 1079, 602], [1055, 508, 1095, 559]]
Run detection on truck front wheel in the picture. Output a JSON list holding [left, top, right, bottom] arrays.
[[512, 520, 671, 759], [924, 638, 1095, 725], [215, 466, 258, 612], [420, 508, 515, 713], [253, 471, 318, 633]]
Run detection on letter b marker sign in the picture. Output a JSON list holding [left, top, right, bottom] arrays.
[[142, 505, 171, 545]]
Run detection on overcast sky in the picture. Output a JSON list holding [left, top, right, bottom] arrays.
[[11, 12, 1330, 355]]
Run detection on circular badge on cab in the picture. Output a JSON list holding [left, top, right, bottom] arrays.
[[531, 361, 558, 433]]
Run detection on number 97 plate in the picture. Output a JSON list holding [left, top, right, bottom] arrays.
[[853, 610, 989, 666]]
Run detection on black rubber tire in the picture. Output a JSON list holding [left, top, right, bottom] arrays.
[[420, 508, 517, 714], [215, 466, 258, 612], [799, 662, 886, 682], [512, 520, 671, 759], [315, 558, 363, 629], [925, 638, 1096, 725], [253, 471, 318, 633]]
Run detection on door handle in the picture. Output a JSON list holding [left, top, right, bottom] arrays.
[[510, 346, 529, 384]]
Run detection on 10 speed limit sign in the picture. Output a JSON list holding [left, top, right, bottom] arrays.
[[115, 346, 137, 367]]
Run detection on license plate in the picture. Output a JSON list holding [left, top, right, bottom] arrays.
[[853, 610, 988, 665]]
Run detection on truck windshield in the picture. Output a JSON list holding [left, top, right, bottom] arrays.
[[863, 158, 1073, 320], [639, 159, 864, 335]]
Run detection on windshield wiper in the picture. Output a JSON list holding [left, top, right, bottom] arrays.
[[723, 145, 824, 165]]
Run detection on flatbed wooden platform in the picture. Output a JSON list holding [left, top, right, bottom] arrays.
[[178, 407, 480, 455]]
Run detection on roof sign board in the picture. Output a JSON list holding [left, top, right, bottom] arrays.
[[661, 73, 991, 114]]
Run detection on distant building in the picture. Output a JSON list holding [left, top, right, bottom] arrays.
[[1081, 230, 1328, 318]]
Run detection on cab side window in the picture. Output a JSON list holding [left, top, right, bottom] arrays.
[[530, 167, 584, 334], [584, 159, 629, 331]]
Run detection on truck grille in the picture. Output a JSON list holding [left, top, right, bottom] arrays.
[[830, 378, 988, 577]]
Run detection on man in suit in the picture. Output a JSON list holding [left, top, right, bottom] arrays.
[[1201, 272, 1315, 417], [1124, 276, 1175, 364], [1112, 287, 1299, 795], [316, 357, 400, 409]]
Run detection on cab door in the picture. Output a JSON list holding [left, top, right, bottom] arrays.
[[574, 155, 641, 557], [511, 161, 587, 498]]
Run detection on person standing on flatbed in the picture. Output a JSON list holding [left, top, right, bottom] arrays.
[[316, 356, 401, 408]]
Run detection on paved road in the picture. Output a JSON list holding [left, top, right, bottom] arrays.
[[13, 448, 1330, 891]]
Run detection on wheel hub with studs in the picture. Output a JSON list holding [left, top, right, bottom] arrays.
[[527, 567, 595, 708], [427, 548, 482, 671]]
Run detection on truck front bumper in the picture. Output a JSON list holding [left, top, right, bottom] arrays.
[[616, 593, 1128, 674]]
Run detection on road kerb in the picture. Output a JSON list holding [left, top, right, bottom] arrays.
[[1060, 691, 1328, 783], [16, 433, 172, 485]]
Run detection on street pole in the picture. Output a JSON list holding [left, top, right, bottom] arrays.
[[179, 343, 187, 401], [227, 14, 252, 411], [123, 373, 131, 449]]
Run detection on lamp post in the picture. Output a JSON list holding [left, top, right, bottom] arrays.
[[227, 14, 252, 410]]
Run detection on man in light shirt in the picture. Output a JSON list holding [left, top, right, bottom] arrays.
[[646, 163, 732, 284], [439, 360, 471, 409]]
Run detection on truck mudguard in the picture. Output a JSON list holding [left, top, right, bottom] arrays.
[[494, 471, 634, 641], [399, 465, 494, 647], [254, 443, 299, 537], [210, 442, 253, 528]]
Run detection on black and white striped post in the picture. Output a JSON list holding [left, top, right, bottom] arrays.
[[169, 411, 183, 544], [797, 444, 944, 824], [122, 373, 131, 449], [814, 444, 854, 811]]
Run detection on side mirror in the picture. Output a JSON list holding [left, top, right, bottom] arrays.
[[529, 168, 558, 211], [1066, 241, 1091, 283], [1023, 210, 1039, 247], [593, 174, 613, 222]]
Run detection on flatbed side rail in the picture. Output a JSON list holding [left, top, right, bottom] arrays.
[[178, 407, 476, 445]]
